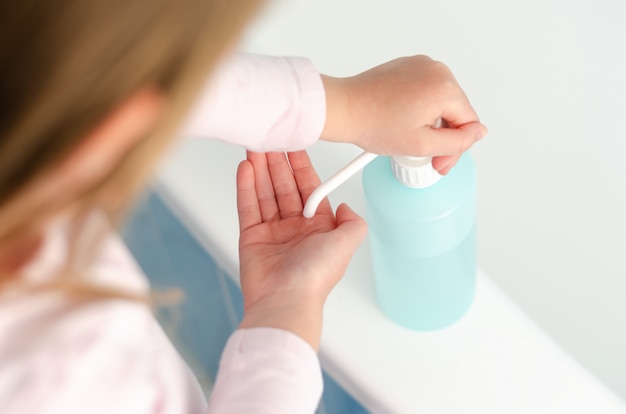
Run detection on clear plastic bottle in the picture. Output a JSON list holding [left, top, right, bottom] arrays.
[[362, 153, 476, 331]]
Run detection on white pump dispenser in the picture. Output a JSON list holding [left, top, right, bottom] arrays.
[[390, 155, 442, 189], [302, 117, 476, 331], [302, 151, 377, 218], [302, 118, 445, 217]]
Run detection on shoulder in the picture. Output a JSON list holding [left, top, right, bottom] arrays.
[[0, 284, 164, 413], [0, 226, 204, 414]]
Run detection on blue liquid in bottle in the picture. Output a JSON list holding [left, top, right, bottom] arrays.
[[362, 153, 476, 331]]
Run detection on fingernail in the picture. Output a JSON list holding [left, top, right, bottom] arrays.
[[439, 165, 453, 176], [440, 159, 454, 171], [437, 160, 455, 175], [476, 126, 488, 140]]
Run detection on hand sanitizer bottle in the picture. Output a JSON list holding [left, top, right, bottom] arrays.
[[362, 153, 476, 331]]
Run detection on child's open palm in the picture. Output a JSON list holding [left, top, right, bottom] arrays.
[[236, 150, 366, 349]]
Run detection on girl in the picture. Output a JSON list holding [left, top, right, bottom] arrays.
[[0, 0, 486, 412]]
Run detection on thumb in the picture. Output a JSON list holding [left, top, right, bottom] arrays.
[[415, 121, 487, 156], [333, 203, 368, 250]]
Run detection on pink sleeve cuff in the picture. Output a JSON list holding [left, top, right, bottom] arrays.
[[180, 53, 326, 152], [207, 328, 323, 413]]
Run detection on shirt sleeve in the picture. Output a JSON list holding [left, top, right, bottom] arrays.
[[179, 53, 327, 152], [207, 328, 324, 414]]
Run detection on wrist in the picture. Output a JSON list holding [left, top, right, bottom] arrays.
[[319, 75, 354, 145], [239, 293, 325, 351]]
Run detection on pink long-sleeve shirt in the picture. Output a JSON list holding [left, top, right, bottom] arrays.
[[0, 54, 327, 413]]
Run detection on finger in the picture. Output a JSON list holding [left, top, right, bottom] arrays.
[[432, 153, 462, 175], [266, 152, 303, 218], [236, 160, 262, 232], [412, 122, 487, 156], [440, 90, 480, 128], [247, 151, 279, 221], [287, 151, 333, 216]]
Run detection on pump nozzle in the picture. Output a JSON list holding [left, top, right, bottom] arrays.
[[302, 151, 377, 218], [302, 118, 444, 218]]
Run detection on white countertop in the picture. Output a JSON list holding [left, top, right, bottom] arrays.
[[156, 138, 626, 413]]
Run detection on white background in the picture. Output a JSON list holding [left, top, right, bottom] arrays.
[[237, 0, 626, 400]]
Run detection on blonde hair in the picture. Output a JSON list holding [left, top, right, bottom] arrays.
[[0, 0, 263, 297]]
